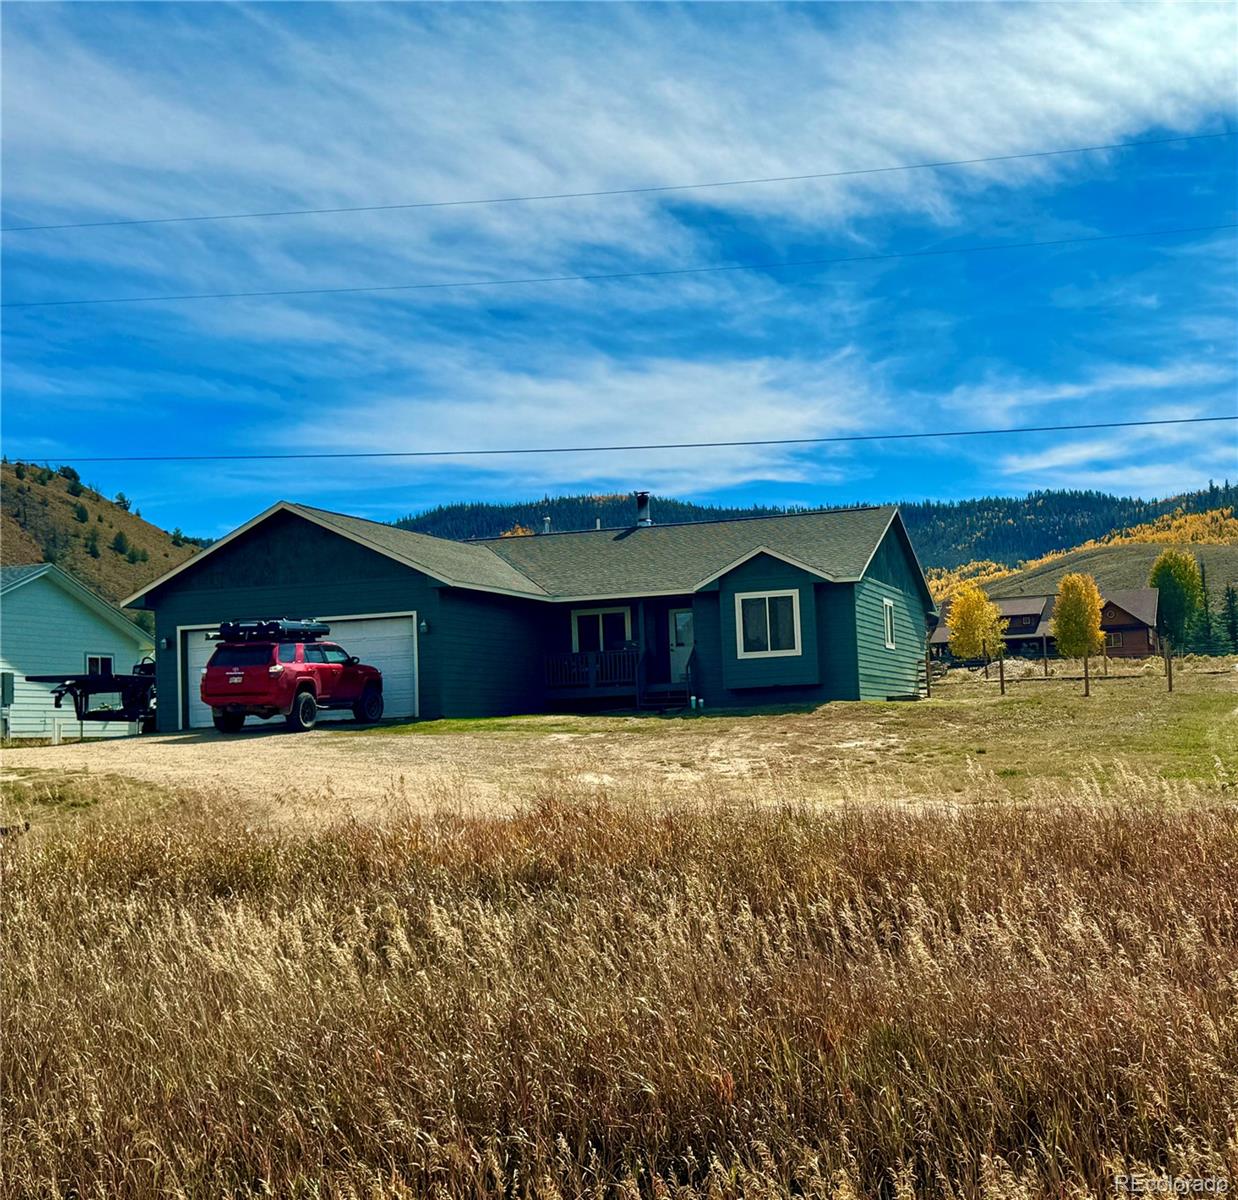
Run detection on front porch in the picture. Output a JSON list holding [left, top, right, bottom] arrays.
[[543, 597, 697, 709]]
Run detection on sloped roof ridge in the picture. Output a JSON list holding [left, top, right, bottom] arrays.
[[289, 502, 549, 595], [469, 502, 895, 542]]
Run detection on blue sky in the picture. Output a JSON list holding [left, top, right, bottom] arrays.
[[2, 2, 1236, 537]]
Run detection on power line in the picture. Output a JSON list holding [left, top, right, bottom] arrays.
[[3, 131, 1233, 234], [24, 415, 1235, 464], [5, 221, 1234, 311]]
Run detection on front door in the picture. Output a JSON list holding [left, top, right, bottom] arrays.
[[668, 608, 694, 682]]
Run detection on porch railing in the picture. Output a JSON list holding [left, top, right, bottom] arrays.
[[545, 649, 639, 691]]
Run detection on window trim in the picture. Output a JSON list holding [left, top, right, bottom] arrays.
[[734, 589, 802, 660], [882, 598, 896, 650], [1105, 631, 1123, 648], [570, 606, 632, 653], [85, 653, 115, 676]]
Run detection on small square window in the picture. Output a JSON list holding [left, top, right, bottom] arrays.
[[735, 591, 801, 659], [86, 654, 114, 676]]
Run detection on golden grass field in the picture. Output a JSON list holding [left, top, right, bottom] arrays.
[[2, 664, 1236, 1198]]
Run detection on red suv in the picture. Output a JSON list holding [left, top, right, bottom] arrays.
[[201, 620, 384, 733]]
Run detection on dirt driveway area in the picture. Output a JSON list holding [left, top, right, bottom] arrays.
[[3, 671, 1231, 823], [1, 708, 907, 820]]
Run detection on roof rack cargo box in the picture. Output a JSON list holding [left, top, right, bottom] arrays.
[[213, 619, 330, 643]]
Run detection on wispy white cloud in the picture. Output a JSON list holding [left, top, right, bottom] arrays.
[[2, 2, 1234, 526]]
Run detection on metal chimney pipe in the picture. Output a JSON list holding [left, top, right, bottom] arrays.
[[542, 515, 552, 534], [635, 491, 652, 526]]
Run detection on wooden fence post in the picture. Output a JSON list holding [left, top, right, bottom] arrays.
[[983, 640, 989, 680], [998, 655, 1005, 696], [1083, 654, 1090, 698], [1166, 646, 1173, 693]]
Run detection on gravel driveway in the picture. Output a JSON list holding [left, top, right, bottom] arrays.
[[1, 716, 815, 820]]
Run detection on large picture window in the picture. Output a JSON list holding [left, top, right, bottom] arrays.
[[571, 607, 632, 653], [735, 590, 801, 659]]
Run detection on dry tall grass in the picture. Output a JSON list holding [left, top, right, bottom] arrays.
[[3, 776, 1236, 1198]]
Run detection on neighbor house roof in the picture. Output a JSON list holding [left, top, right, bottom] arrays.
[[2, 563, 152, 645], [123, 500, 929, 608], [1099, 587, 1159, 628]]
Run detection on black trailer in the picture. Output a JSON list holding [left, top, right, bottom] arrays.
[[26, 657, 157, 732]]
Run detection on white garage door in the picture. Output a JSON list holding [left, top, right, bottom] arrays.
[[184, 614, 417, 728]]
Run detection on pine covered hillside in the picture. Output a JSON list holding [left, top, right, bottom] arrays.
[[399, 483, 1236, 569], [0, 461, 200, 606]]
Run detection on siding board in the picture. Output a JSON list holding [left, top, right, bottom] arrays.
[[1, 576, 151, 738]]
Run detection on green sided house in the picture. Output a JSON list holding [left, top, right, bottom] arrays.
[[122, 497, 936, 731]]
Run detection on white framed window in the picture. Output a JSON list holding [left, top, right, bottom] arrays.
[[571, 607, 632, 653], [735, 590, 801, 659], [1105, 631, 1123, 648], [882, 598, 896, 650], [86, 653, 114, 676]]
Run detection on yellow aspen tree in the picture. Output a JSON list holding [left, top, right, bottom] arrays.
[[1051, 573, 1104, 696], [946, 581, 1007, 662]]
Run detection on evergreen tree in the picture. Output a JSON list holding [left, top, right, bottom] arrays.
[[86, 529, 101, 558], [74, 502, 89, 523], [1223, 584, 1238, 653], [111, 530, 130, 555]]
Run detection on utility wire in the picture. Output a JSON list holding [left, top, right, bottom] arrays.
[[5, 221, 1234, 310], [25, 415, 1236, 464], [3, 131, 1233, 234]]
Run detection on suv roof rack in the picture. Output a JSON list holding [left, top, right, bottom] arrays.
[[212, 618, 330, 643]]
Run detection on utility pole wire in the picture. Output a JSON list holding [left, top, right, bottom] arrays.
[[23, 415, 1236, 464], [2, 131, 1233, 234], [5, 221, 1235, 310]]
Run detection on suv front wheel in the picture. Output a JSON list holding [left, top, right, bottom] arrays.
[[286, 690, 318, 732], [352, 685, 384, 724]]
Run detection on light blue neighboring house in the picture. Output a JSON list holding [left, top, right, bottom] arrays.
[[0, 563, 154, 739]]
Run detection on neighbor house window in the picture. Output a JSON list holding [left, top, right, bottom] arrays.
[[571, 607, 631, 653], [735, 590, 800, 659], [1105, 632, 1123, 648], [882, 598, 896, 650], [86, 654, 114, 676]]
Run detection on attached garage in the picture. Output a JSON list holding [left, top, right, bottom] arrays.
[[181, 613, 418, 729]]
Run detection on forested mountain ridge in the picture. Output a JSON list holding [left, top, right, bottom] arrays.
[[397, 483, 1236, 569]]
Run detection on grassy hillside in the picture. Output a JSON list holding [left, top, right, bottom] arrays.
[[1, 462, 198, 605], [994, 541, 1238, 596]]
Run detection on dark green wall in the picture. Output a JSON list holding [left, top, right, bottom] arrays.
[[435, 589, 549, 717], [717, 555, 821, 690], [690, 555, 859, 707], [853, 522, 931, 699]]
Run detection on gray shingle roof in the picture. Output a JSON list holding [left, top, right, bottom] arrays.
[[477, 505, 900, 598], [0, 563, 50, 592], [292, 504, 548, 596], [124, 501, 916, 607]]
